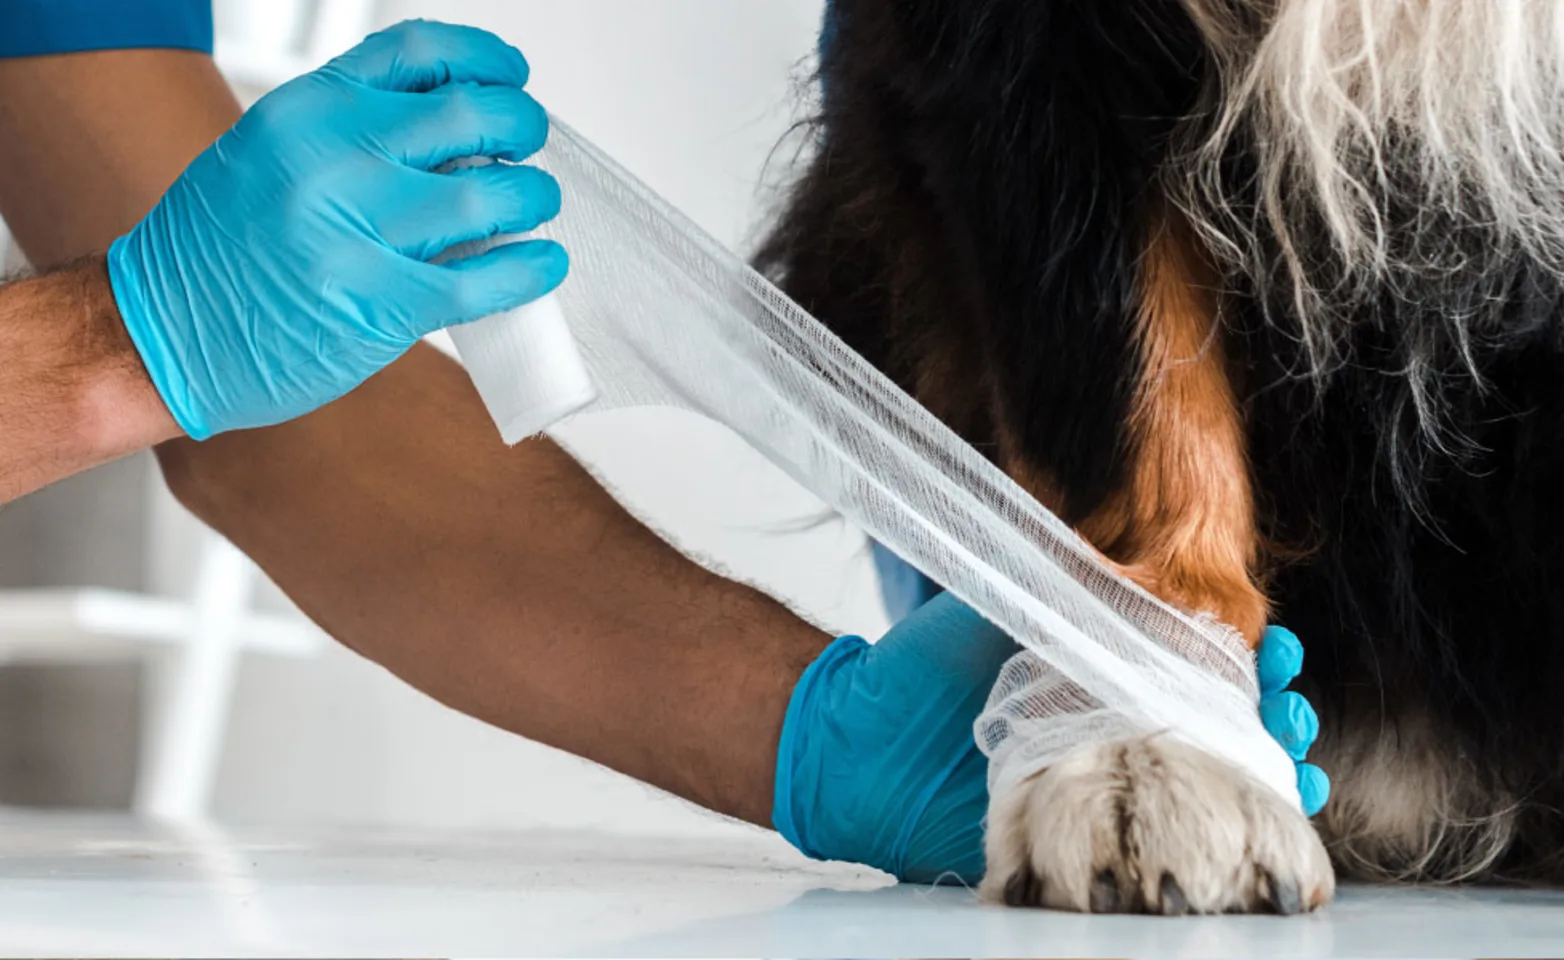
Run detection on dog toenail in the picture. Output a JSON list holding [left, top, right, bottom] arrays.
[[1090, 869, 1121, 913], [1160, 872, 1190, 915]]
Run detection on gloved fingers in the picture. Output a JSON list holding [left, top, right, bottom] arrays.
[[387, 84, 550, 170], [1257, 624, 1304, 697], [325, 20, 530, 93], [382, 165, 562, 262], [429, 239, 570, 328], [1297, 762, 1331, 816], [1259, 689, 1319, 762]]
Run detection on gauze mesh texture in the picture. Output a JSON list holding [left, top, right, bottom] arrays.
[[448, 118, 1301, 810]]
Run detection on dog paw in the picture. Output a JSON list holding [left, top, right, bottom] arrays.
[[980, 734, 1334, 914]]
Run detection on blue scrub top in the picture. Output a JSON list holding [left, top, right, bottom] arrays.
[[871, 541, 943, 622], [0, 0, 212, 58]]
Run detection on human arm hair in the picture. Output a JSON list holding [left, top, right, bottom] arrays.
[[160, 344, 828, 823], [0, 258, 180, 501], [0, 47, 829, 825]]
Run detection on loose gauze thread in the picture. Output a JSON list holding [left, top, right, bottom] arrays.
[[448, 118, 1301, 809]]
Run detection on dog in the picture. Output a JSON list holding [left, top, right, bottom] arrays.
[[758, 0, 1564, 913]]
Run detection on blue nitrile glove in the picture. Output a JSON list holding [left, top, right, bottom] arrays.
[[869, 544, 1328, 817], [775, 592, 1330, 885], [107, 20, 568, 440], [775, 592, 1014, 884], [1258, 625, 1330, 814]]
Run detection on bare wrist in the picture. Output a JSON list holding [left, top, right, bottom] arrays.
[[67, 257, 184, 450], [0, 258, 181, 499]]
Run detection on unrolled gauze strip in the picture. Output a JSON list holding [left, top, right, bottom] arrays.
[[448, 118, 1301, 810]]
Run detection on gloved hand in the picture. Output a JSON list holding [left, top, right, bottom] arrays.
[[108, 20, 567, 440], [774, 593, 1329, 885], [1257, 625, 1330, 813]]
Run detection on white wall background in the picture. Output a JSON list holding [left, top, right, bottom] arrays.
[[206, 0, 881, 837]]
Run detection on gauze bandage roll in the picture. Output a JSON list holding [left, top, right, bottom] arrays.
[[449, 292, 595, 444], [451, 118, 1301, 811], [438, 157, 597, 443]]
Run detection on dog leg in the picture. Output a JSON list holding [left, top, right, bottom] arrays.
[[986, 205, 1332, 913], [1081, 205, 1268, 643]]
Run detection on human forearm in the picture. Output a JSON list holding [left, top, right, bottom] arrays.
[[0, 50, 235, 500], [0, 46, 830, 824], [0, 259, 179, 501], [0, 49, 238, 266], [158, 345, 830, 824]]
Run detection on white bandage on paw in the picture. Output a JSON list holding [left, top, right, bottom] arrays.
[[455, 117, 1300, 811]]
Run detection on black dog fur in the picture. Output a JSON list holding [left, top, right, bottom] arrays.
[[757, 0, 1564, 883]]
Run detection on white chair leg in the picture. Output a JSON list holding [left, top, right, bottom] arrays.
[[131, 0, 379, 823], [134, 532, 255, 821]]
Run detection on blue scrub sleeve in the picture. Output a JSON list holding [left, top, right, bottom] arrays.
[[870, 541, 943, 622], [0, 0, 213, 58]]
